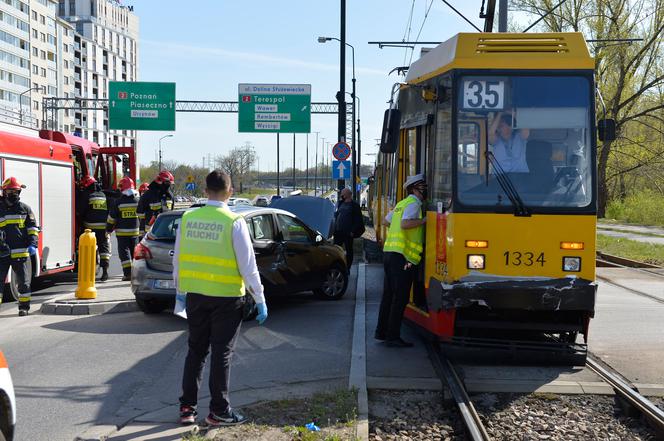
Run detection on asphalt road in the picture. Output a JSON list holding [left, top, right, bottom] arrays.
[[0, 241, 356, 441]]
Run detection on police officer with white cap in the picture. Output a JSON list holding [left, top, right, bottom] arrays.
[[375, 173, 427, 347]]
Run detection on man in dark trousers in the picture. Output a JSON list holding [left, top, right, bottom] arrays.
[[375, 174, 427, 348], [107, 177, 139, 281], [333, 187, 364, 270], [173, 170, 268, 427], [0, 177, 39, 316], [137, 170, 174, 238], [78, 175, 111, 281]]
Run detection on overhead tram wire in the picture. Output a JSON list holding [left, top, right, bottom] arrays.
[[402, 0, 417, 68], [408, 0, 436, 66], [440, 0, 482, 32], [521, 0, 567, 33]]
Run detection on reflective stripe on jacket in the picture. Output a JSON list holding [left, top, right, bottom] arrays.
[[177, 205, 245, 297], [107, 194, 139, 237], [82, 189, 108, 231], [0, 200, 38, 258], [383, 196, 424, 264]]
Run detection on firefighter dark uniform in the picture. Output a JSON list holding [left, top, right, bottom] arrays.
[[0, 177, 38, 316], [78, 176, 111, 281], [137, 170, 174, 236], [107, 177, 139, 280]]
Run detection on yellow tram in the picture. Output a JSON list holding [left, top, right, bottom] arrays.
[[372, 33, 612, 348]]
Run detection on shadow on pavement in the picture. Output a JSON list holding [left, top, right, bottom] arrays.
[[41, 311, 188, 334]]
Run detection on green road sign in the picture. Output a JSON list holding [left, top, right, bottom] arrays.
[[109, 81, 176, 131], [238, 84, 311, 133]]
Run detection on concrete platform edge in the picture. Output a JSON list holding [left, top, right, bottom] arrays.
[[350, 263, 369, 441], [40, 292, 138, 315]]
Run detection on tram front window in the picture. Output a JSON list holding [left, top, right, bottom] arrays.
[[456, 75, 593, 209]]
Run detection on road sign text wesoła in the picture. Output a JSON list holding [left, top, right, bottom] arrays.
[[238, 84, 311, 133], [109, 82, 176, 131]]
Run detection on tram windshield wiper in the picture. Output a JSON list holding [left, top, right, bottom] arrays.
[[485, 152, 530, 216]]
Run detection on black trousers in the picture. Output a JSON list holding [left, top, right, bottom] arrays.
[[0, 258, 30, 310], [180, 293, 243, 415], [116, 236, 137, 277], [93, 230, 111, 269], [333, 234, 354, 269], [376, 252, 415, 340]]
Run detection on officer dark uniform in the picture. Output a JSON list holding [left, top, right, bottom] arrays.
[[0, 177, 39, 316], [137, 170, 174, 237], [107, 177, 139, 281], [78, 175, 111, 281]]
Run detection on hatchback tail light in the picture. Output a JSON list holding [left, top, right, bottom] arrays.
[[134, 242, 153, 260]]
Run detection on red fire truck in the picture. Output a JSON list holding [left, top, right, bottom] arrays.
[[0, 129, 136, 301]]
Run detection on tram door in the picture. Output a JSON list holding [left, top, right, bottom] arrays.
[[401, 125, 429, 310]]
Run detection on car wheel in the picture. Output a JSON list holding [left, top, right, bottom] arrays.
[[314, 265, 348, 300], [136, 297, 167, 314]]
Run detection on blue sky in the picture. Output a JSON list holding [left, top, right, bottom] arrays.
[[135, 1, 491, 171]]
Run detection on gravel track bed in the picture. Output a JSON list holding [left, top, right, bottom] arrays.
[[369, 390, 660, 441]]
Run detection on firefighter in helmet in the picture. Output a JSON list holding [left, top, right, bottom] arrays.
[[0, 177, 39, 316], [107, 177, 139, 281], [138, 182, 149, 196], [78, 175, 111, 281], [137, 170, 174, 237]]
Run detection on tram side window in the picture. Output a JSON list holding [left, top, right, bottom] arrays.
[[431, 104, 452, 206]]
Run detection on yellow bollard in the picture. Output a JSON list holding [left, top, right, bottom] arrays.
[[75, 229, 98, 299]]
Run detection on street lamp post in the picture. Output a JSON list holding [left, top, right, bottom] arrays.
[[318, 35, 356, 200], [313, 132, 320, 196], [158, 134, 173, 170], [19, 86, 45, 126]]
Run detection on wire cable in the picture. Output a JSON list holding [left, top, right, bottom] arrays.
[[408, 0, 436, 65], [402, 0, 417, 67]]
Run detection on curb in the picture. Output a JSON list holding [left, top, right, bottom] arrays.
[[40, 294, 138, 315], [350, 262, 369, 441]]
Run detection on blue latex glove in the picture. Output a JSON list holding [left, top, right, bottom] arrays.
[[28, 245, 37, 256], [256, 302, 268, 325]]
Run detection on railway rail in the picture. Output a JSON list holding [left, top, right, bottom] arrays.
[[596, 252, 664, 305], [426, 335, 664, 440]]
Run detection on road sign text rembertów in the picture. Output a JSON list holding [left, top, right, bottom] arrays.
[[109, 82, 176, 130], [238, 84, 311, 133]]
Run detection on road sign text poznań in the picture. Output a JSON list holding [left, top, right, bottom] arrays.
[[238, 84, 311, 133], [109, 82, 176, 131]]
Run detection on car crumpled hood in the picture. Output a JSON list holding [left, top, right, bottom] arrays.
[[270, 195, 336, 239]]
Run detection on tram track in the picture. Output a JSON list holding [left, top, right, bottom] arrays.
[[596, 252, 664, 305], [424, 336, 664, 440]]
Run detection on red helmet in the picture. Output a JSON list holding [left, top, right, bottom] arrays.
[[2, 177, 26, 191], [80, 175, 96, 188], [119, 177, 135, 192], [138, 182, 149, 194], [155, 170, 174, 184]]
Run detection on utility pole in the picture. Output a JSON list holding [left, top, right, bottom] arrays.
[[314, 132, 320, 196], [276, 133, 280, 196], [498, 0, 507, 32], [337, 0, 346, 192], [305, 133, 309, 192], [292, 133, 296, 190], [357, 97, 361, 188]]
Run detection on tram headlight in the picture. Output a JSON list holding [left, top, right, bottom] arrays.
[[467, 254, 485, 270], [563, 257, 581, 272]]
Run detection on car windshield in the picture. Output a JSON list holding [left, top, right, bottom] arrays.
[[149, 214, 182, 240], [456, 75, 593, 210]]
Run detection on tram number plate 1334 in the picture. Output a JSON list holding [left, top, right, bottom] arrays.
[[503, 251, 546, 267]]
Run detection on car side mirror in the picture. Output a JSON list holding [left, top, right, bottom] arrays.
[[380, 108, 401, 154], [315, 234, 323, 244], [598, 119, 616, 142]]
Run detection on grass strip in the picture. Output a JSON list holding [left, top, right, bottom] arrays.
[[597, 234, 664, 266]]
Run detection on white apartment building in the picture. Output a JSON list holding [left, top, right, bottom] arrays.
[[0, 0, 34, 129], [59, 0, 138, 147]]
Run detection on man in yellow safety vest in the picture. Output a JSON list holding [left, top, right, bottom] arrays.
[[173, 170, 268, 426], [375, 173, 427, 348]]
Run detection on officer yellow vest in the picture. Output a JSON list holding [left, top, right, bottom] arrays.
[[177, 205, 245, 297], [383, 196, 424, 264]]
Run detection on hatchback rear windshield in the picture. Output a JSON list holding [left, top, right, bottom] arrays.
[[150, 214, 182, 240]]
